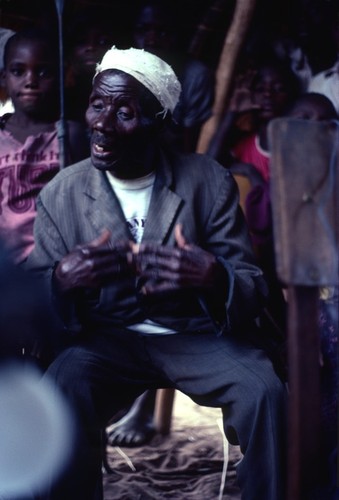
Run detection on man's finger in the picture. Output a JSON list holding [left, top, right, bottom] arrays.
[[88, 229, 112, 249], [175, 223, 187, 248]]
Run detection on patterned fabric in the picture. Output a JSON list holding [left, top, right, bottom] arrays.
[[0, 121, 60, 263]]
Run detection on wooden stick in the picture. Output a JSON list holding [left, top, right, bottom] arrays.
[[154, 388, 176, 435], [197, 0, 257, 153]]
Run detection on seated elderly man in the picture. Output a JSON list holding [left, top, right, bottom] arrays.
[[26, 47, 287, 500]]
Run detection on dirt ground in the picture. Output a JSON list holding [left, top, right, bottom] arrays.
[[103, 391, 242, 499]]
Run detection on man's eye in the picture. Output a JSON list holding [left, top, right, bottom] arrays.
[[117, 110, 132, 120], [91, 101, 104, 112]]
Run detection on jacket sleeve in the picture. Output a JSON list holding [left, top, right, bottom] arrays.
[[24, 196, 83, 338], [198, 167, 269, 334]]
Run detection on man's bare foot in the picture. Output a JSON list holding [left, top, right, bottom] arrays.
[[106, 390, 156, 447], [106, 412, 155, 447]]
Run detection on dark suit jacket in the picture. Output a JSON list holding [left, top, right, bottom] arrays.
[[26, 147, 267, 337]]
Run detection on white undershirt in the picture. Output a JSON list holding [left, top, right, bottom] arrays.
[[105, 170, 155, 243], [105, 170, 177, 335]]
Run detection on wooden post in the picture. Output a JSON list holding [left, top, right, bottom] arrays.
[[154, 388, 176, 435]]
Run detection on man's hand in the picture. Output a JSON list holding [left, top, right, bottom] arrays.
[[132, 224, 225, 295], [54, 229, 134, 292]]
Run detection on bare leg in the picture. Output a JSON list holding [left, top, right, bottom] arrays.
[[106, 389, 156, 447]]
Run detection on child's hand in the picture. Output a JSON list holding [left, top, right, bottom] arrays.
[[228, 70, 260, 114]]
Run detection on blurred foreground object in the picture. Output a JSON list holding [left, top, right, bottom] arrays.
[[0, 362, 74, 497], [269, 117, 339, 499], [0, 243, 75, 497]]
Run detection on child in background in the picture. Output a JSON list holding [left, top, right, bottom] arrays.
[[0, 28, 89, 264], [64, 8, 119, 124], [208, 58, 301, 181], [231, 60, 300, 178]]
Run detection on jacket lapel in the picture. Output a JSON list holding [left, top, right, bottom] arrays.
[[142, 183, 183, 244], [83, 167, 132, 244], [142, 151, 183, 244]]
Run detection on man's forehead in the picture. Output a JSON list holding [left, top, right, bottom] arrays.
[[92, 70, 142, 94]]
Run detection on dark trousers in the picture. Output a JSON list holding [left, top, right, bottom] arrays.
[[38, 329, 287, 500]]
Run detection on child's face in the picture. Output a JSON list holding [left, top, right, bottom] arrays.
[[71, 27, 113, 76], [3, 40, 58, 117], [133, 5, 177, 56], [288, 100, 337, 121], [251, 67, 292, 123]]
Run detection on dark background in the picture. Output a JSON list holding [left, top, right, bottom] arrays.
[[0, 0, 338, 73]]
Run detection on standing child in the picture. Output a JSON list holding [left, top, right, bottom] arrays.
[[0, 28, 89, 264]]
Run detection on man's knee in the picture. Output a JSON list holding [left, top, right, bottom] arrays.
[[45, 346, 92, 389]]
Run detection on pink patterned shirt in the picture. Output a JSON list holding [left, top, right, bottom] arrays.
[[0, 125, 60, 263]]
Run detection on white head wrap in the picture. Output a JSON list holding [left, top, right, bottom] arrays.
[[95, 47, 182, 115]]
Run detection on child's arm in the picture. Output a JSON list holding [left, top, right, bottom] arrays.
[[206, 76, 259, 165]]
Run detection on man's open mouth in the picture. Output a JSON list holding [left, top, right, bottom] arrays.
[[93, 142, 113, 157]]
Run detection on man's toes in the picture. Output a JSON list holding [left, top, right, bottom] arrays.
[[108, 427, 155, 447]]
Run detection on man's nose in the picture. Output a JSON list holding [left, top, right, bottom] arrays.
[[94, 108, 115, 132]]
